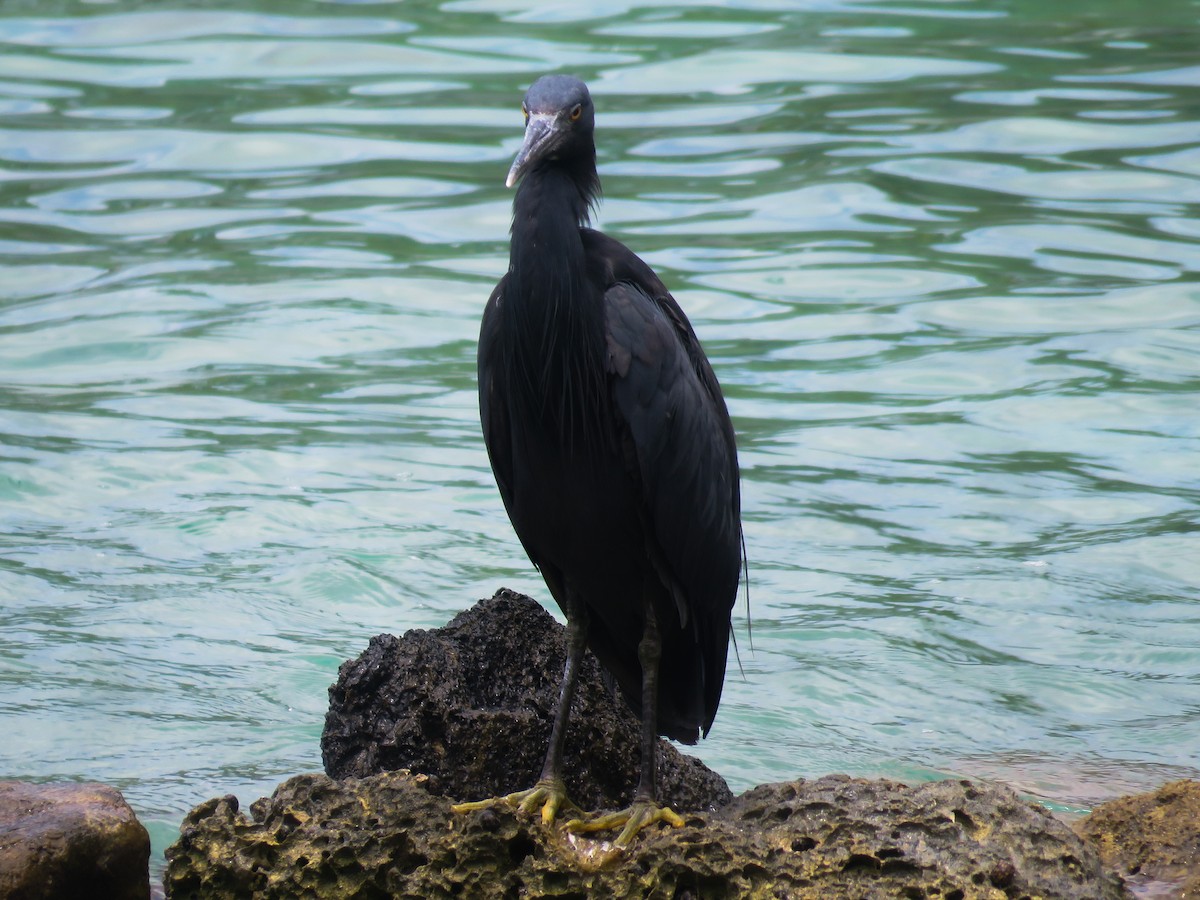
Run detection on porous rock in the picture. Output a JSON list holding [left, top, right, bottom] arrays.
[[1075, 779, 1200, 899], [321, 588, 732, 812], [0, 780, 150, 900], [163, 770, 1128, 899], [165, 590, 1132, 897]]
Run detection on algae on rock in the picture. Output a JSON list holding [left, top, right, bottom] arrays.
[[1075, 779, 1200, 899], [164, 769, 1128, 899]]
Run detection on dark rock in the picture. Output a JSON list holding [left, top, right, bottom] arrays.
[[321, 588, 732, 813], [163, 769, 1129, 899], [1075, 779, 1200, 899], [0, 780, 150, 900]]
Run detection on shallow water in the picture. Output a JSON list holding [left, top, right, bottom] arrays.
[[2, 0, 1198, 875]]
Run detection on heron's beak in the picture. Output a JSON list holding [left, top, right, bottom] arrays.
[[506, 113, 558, 189]]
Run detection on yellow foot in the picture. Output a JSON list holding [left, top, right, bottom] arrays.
[[451, 778, 579, 826], [565, 800, 685, 846]]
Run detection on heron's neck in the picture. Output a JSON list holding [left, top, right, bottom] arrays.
[[509, 167, 590, 304], [505, 164, 606, 430]]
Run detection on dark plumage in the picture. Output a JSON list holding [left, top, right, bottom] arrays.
[[469, 74, 742, 843]]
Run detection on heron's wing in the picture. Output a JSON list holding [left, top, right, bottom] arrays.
[[603, 280, 741, 606], [582, 229, 741, 586], [602, 271, 741, 733]]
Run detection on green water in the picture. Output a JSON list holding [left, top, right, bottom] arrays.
[[2, 0, 1199, 876]]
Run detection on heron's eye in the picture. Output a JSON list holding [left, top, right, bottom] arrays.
[[569, 103, 582, 121], [521, 104, 529, 124]]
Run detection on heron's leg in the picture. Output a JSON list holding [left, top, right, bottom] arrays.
[[452, 599, 587, 825], [521, 598, 588, 822], [566, 605, 684, 845]]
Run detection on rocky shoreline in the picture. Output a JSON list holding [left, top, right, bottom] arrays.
[[4, 589, 1197, 898]]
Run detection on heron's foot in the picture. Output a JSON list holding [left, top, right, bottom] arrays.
[[451, 778, 579, 826], [565, 799, 685, 846]]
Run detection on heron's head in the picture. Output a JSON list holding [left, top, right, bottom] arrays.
[[506, 75, 595, 189]]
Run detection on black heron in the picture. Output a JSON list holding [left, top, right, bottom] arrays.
[[456, 75, 743, 845]]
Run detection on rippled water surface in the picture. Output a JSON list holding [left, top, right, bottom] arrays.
[[3, 0, 1199, 874]]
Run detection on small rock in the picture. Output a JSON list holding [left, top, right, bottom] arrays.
[[0, 780, 150, 900], [1075, 778, 1200, 899], [725, 775, 1129, 899], [321, 588, 732, 812]]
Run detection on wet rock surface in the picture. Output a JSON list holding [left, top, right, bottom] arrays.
[[321, 588, 732, 813], [164, 769, 1129, 899], [0, 780, 150, 900], [1075, 779, 1200, 899], [162, 588, 1138, 899]]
